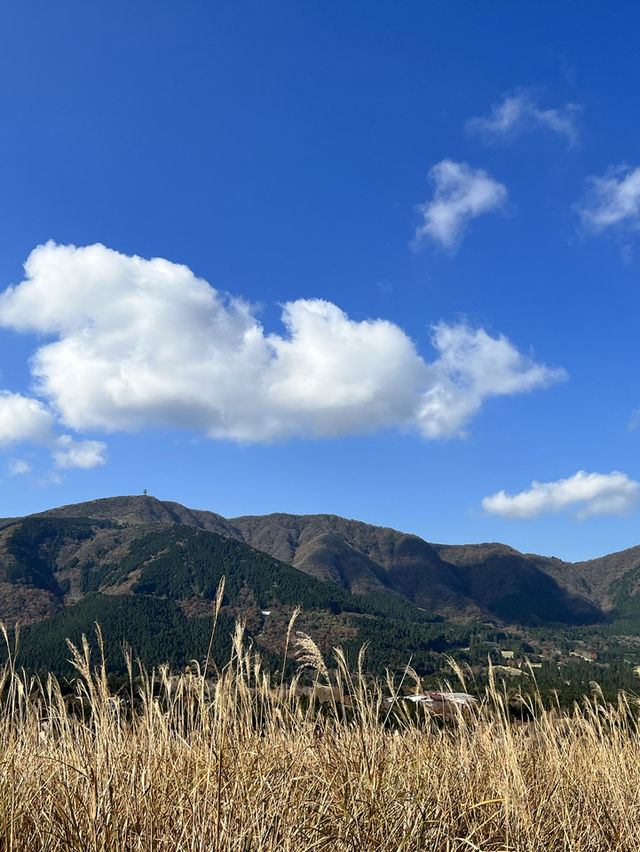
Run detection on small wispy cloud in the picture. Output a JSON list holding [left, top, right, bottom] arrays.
[[7, 458, 31, 476], [482, 470, 640, 521], [629, 405, 640, 431], [467, 89, 580, 146], [413, 160, 507, 252], [575, 165, 640, 233]]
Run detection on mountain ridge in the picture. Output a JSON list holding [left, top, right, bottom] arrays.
[[2, 494, 640, 690], [4, 494, 628, 624]]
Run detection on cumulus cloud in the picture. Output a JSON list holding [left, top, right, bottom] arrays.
[[0, 392, 54, 446], [418, 324, 566, 439], [0, 389, 106, 470], [51, 436, 107, 469], [0, 242, 565, 447], [482, 471, 640, 521], [467, 90, 580, 146], [576, 165, 640, 233], [413, 160, 507, 251]]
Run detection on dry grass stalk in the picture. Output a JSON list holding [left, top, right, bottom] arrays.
[[0, 619, 637, 849]]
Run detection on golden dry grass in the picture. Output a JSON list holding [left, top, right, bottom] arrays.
[[0, 619, 639, 850]]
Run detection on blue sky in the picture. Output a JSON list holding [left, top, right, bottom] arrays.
[[0, 2, 639, 561]]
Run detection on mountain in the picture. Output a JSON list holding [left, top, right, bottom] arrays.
[[0, 493, 639, 690], [228, 515, 605, 624], [0, 504, 457, 675], [2, 495, 640, 699], [8, 494, 615, 625], [229, 513, 473, 615]]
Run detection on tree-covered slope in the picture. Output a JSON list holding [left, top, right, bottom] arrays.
[[3, 594, 236, 675]]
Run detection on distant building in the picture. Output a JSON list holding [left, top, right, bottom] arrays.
[[401, 691, 478, 718]]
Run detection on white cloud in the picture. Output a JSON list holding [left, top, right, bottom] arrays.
[[418, 324, 566, 439], [0, 242, 565, 445], [576, 165, 640, 232], [0, 392, 54, 446], [467, 90, 580, 146], [413, 160, 507, 251], [51, 435, 107, 469], [7, 458, 31, 476], [482, 471, 640, 521], [0, 389, 105, 470]]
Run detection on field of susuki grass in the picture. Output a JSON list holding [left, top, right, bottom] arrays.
[[1, 606, 640, 851]]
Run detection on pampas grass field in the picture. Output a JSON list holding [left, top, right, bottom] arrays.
[[1, 609, 640, 850]]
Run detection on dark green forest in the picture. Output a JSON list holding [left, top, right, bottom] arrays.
[[0, 595, 236, 675]]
